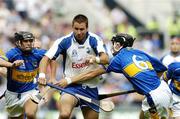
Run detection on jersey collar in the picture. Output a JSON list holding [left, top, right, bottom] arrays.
[[73, 32, 89, 45]]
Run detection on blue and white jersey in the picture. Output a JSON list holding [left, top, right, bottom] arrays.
[[161, 53, 180, 67], [45, 32, 106, 87], [106, 48, 167, 95], [6, 47, 46, 93], [163, 62, 180, 96]]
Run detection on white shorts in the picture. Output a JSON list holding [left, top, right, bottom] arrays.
[[170, 93, 180, 117], [5, 89, 39, 117], [142, 80, 172, 113]]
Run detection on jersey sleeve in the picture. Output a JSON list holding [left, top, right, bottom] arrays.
[[89, 33, 106, 55], [146, 53, 167, 72], [5, 49, 16, 62], [167, 62, 180, 80], [45, 38, 67, 60], [96, 36, 106, 54], [106, 57, 123, 73], [35, 49, 46, 59], [163, 63, 176, 81]]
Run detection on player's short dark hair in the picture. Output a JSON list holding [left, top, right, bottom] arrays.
[[72, 14, 88, 28], [111, 33, 136, 48], [171, 35, 180, 40]]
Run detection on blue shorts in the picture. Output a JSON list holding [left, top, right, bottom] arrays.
[[62, 84, 99, 112]]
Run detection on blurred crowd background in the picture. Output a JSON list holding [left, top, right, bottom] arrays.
[[0, 0, 179, 119]]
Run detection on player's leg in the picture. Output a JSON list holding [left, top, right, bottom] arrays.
[[58, 93, 78, 119], [5, 90, 25, 119], [80, 85, 99, 119], [24, 98, 38, 119], [139, 110, 145, 119], [82, 107, 99, 119], [170, 93, 180, 119], [141, 96, 160, 119], [148, 106, 160, 119]]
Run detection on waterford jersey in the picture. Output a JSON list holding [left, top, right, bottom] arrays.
[[163, 62, 180, 96], [161, 53, 180, 67], [106, 48, 167, 95], [6, 47, 46, 93], [45, 32, 106, 87]]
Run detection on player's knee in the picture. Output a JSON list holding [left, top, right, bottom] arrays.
[[25, 110, 36, 119], [60, 111, 71, 119]]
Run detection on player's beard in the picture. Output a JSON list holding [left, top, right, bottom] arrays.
[[20, 46, 33, 54], [171, 51, 179, 56]]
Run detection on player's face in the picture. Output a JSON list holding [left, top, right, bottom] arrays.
[[73, 22, 87, 41], [170, 38, 180, 54], [20, 39, 34, 51], [113, 41, 122, 52], [112, 41, 122, 55]]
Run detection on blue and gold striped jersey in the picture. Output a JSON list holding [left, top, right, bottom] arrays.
[[6, 47, 46, 93], [106, 48, 167, 95], [163, 62, 180, 96]]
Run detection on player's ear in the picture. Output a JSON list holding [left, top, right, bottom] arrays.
[[15, 40, 21, 47], [18, 41, 21, 47]]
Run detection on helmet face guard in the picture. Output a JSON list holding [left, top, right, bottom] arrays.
[[14, 31, 35, 52]]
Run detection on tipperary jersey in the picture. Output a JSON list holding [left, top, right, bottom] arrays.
[[45, 32, 106, 87], [6, 47, 46, 93], [161, 53, 180, 67], [106, 48, 167, 95], [163, 62, 180, 96]]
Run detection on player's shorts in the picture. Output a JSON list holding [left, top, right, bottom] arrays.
[[170, 93, 180, 117], [62, 84, 99, 112], [142, 80, 172, 114], [5, 89, 39, 117]]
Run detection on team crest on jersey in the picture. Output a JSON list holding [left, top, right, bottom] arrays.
[[86, 47, 90, 54], [72, 49, 78, 57]]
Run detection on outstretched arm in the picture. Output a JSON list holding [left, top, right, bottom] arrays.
[[86, 52, 109, 65], [0, 58, 12, 67], [98, 52, 109, 64], [71, 67, 106, 83], [0, 58, 24, 67], [56, 67, 106, 88], [0, 58, 24, 78]]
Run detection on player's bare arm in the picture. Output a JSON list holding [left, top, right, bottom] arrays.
[[86, 52, 109, 64], [99, 52, 109, 64], [38, 56, 51, 85], [55, 67, 106, 88], [48, 60, 57, 84], [0, 58, 24, 68]]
